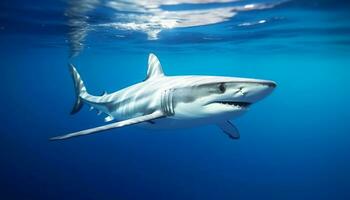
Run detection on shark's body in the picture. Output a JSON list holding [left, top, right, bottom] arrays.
[[51, 53, 276, 140]]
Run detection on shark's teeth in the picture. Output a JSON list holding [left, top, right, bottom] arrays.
[[215, 101, 251, 108]]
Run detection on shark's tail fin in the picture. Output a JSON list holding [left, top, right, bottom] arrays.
[[69, 64, 87, 115]]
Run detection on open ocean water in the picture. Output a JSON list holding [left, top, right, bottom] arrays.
[[1, 0, 350, 199]]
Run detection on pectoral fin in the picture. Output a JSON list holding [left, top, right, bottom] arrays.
[[217, 121, 240, 139], [50, 110, 165, 140]]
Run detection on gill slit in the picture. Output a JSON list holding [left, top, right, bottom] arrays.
[[161, 89, 175, 116]]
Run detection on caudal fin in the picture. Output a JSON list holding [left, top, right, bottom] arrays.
[[69, 64, 87, 115]]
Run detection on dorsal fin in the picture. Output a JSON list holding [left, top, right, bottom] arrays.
[[145, 53, 164, 81]]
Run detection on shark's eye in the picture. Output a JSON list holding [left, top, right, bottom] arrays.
[[218, 83, 226, 93]]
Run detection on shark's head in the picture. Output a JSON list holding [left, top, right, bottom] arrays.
[[145, 53, 276, 123], [171, 76, 276, 121]]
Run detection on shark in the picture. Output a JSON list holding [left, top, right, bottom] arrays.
[[51, 53, 276, 140]]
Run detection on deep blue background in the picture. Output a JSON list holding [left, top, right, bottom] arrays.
[[1, 0, 350, 199]]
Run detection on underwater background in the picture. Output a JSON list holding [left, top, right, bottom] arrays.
[[1, 0, 350, 199]]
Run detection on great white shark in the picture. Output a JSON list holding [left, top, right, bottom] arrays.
[[51, 53, 276, 140]]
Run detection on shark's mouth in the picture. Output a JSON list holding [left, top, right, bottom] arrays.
[[213, 101, 252, 108]]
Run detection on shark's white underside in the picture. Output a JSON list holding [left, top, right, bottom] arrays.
[[51, 53, 276, 140]]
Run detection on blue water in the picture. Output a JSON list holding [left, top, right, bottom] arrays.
[[1, 0, 350, 199]]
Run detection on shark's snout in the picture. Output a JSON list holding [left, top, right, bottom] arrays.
[[260, 81, 277, 88], [227, 80, 276, 104]]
